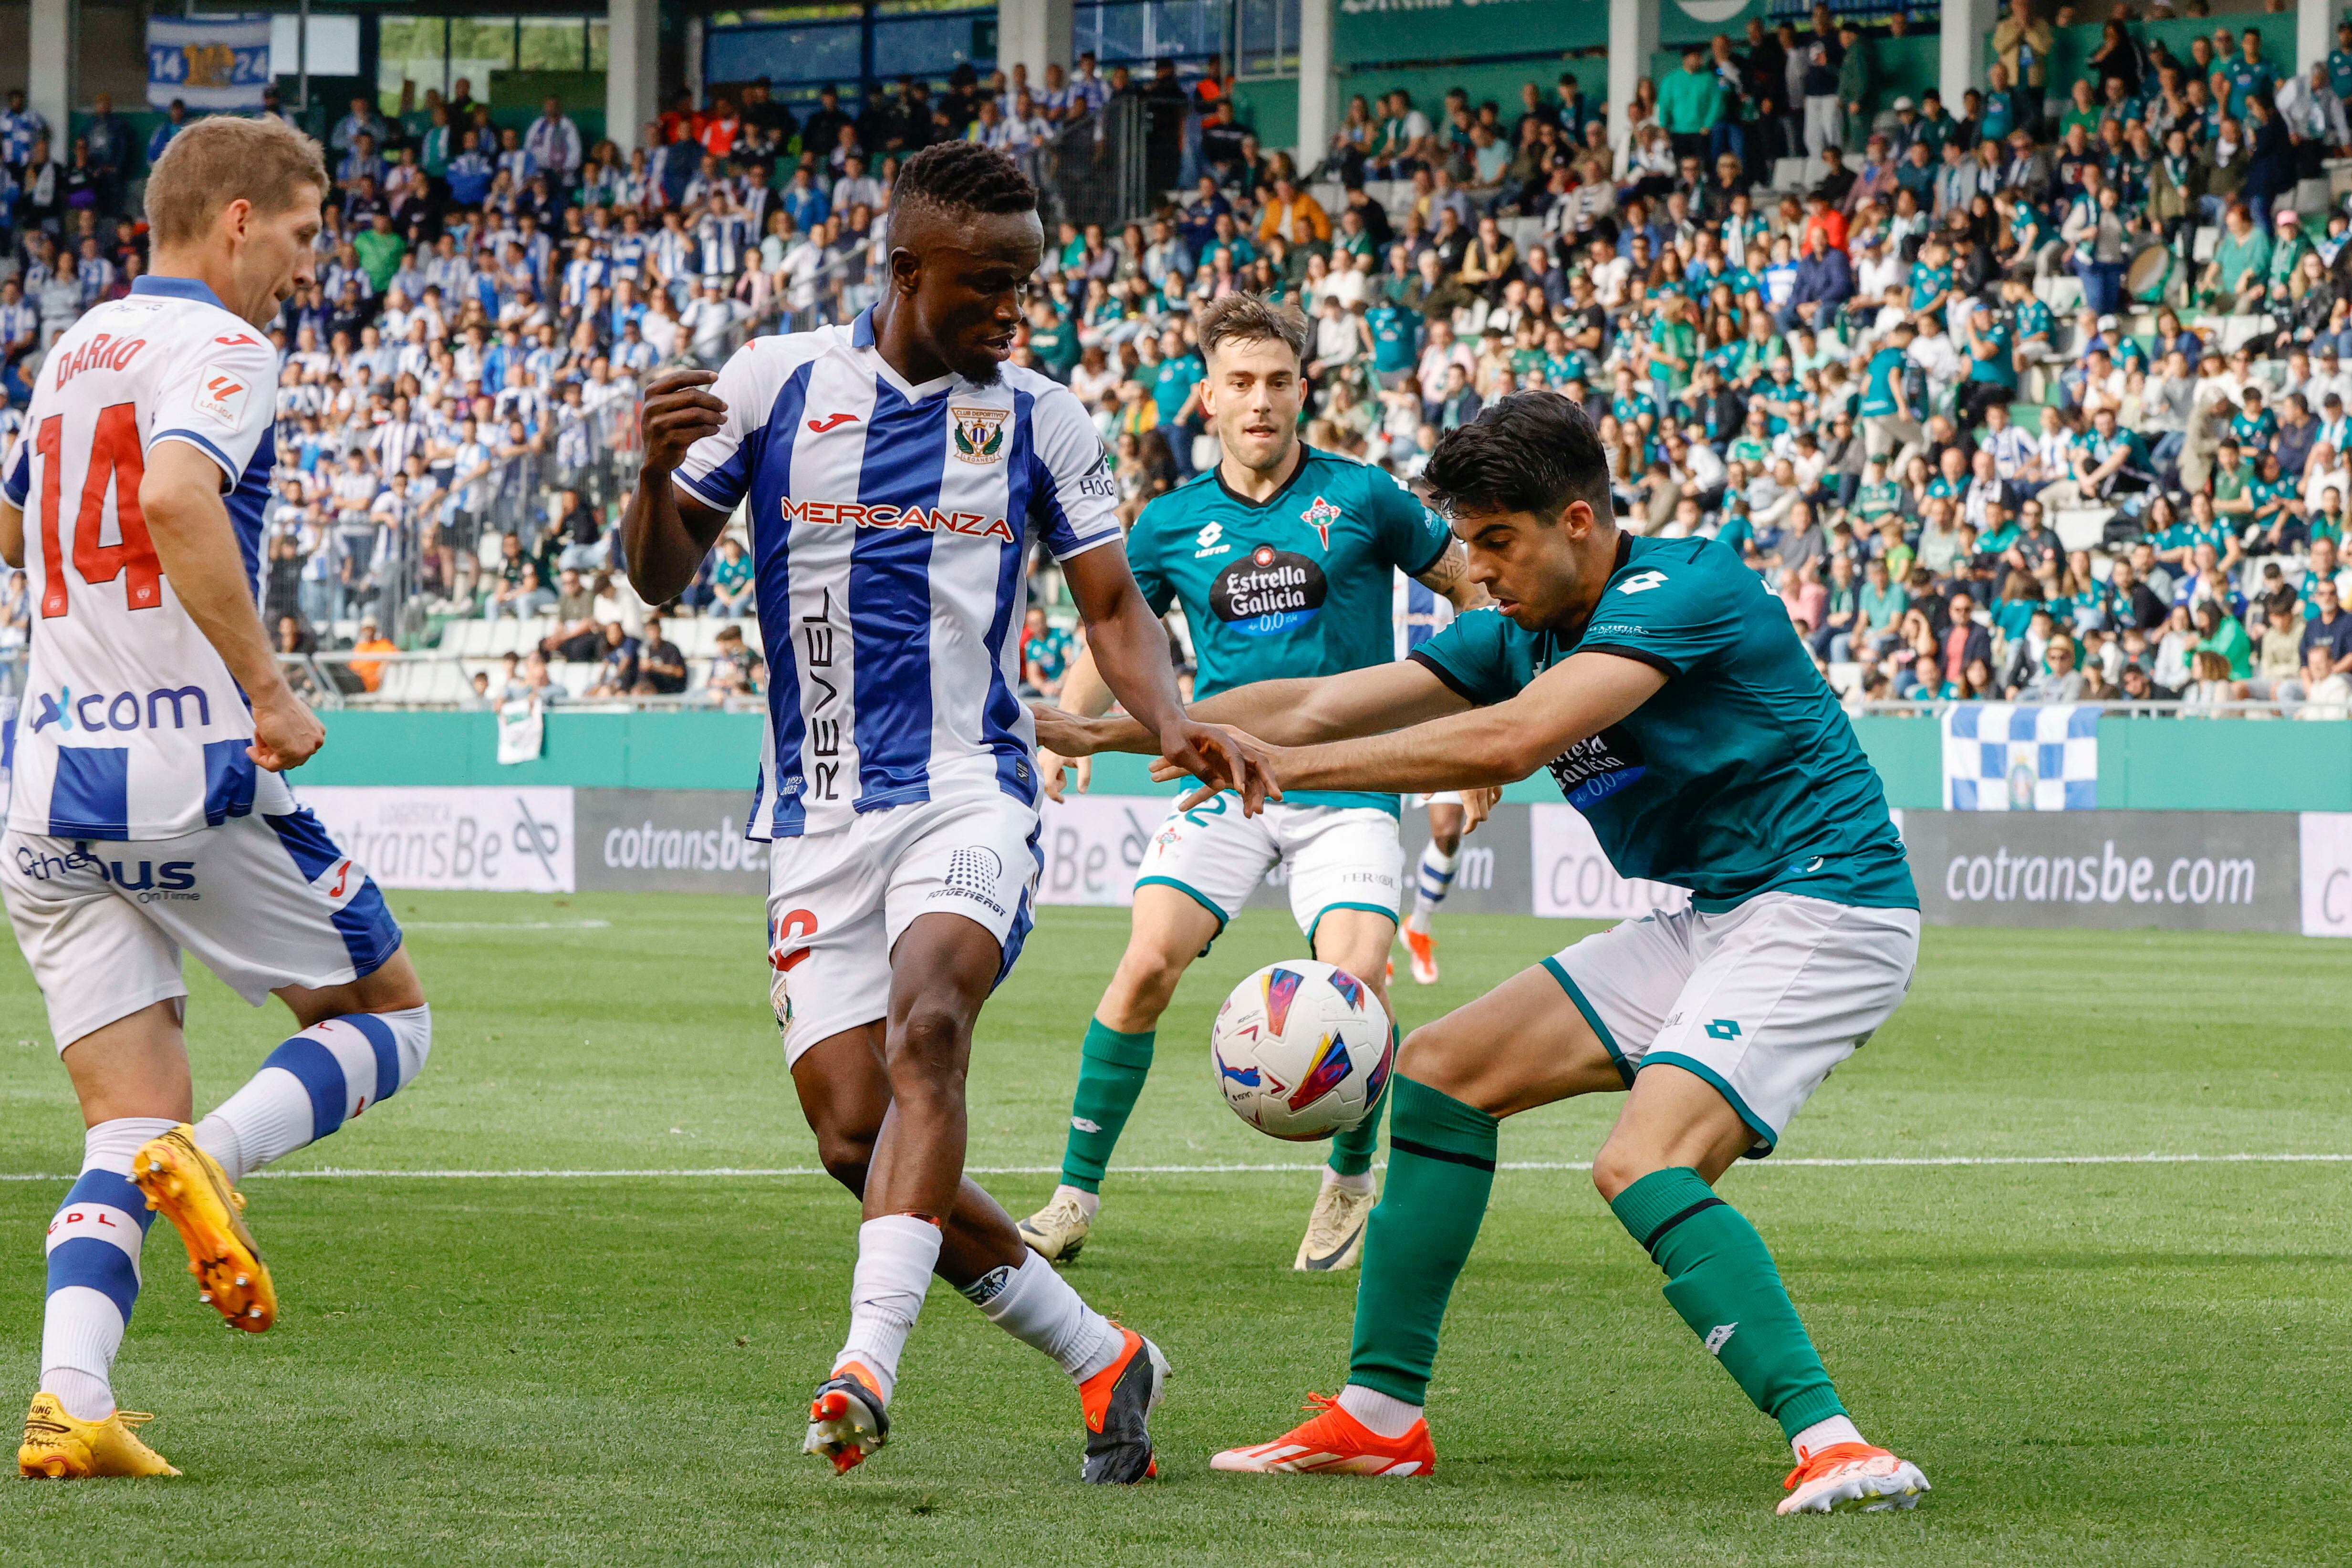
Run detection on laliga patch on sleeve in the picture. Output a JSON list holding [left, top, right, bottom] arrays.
[[190, 363, 251, 427]]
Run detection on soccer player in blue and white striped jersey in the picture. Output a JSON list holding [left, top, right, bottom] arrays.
[[622, 142, 1271, 1484]]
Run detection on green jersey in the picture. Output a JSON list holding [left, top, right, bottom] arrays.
[[1410, 535, 1916, 912], [1130, 445, 1453, 813]]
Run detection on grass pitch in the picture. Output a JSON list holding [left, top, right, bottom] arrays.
[[1, 895, 2348, 1566]]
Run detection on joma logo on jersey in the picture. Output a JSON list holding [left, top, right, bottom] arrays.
[[29, 685, 213, 735], [51, 333, 148, 388], [780, 497, 1015, 541], [950, 406, 1008, 464]]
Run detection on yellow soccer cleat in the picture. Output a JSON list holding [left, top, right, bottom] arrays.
[[132, 1125, 276, 1332], [18, 1392, 179, 1478]]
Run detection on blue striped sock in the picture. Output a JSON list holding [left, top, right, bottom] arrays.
[[1410, 843, 1458, 926], [42, 1118, 171, 1420], [193, 1007, 432, 1180]]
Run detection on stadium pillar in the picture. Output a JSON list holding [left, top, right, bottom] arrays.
[[2301, 0, 2332, 76], [27, 0, 73, 164], [997, 0, 1075, 84], [1297, 0, 1333, 177], [607, 0, 660, 154], [1607, 0, 1658, 161], [1941, 0, 1998, 112]]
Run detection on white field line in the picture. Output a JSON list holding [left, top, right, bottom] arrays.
[[0, 1153, 2347, 1182]]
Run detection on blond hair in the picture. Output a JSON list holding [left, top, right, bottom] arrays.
[[146, 116, 328, 248], [1195, 291, 1311, 367]]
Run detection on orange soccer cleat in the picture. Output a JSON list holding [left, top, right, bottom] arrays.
[[1209, 1392, 1434, 1476], [1777, 1441, 1930, 1515], [1402, 927, 1439, 986]]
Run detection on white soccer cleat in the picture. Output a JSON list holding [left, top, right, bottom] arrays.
[[1777, 1442, 1930, 1516], [1017, 1189, 1094, 1264], [1293, 1179, 1376, 1271]]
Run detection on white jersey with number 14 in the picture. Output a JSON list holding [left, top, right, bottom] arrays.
[[1, 274, 288, 841]]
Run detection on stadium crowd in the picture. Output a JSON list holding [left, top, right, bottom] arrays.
[[4, 2, 2352, 718]]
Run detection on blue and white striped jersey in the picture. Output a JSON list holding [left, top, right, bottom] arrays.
[[675, 308, 1123, 841], [1394, 568, 1456, 661]]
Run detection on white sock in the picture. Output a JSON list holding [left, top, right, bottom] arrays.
[[1050, 1183, 1101, 1221], [959, 1250, 1123, 1381], [1790, 1414, 1866, 1460], [1322, 1166, 1375, 1196], [196, 1007, 432, 1180], [41, 1117, 174, 1422], [833, 1215, 942, 1407], [1337, 1383, 1423, 1439]]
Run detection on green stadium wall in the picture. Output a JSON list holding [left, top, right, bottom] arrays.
[[288, 711, 2352, 812]]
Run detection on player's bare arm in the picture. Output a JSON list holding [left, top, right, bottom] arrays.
[[1037, 657, 1468, 764], [0, 494, 23, 567], [140, 441, 323, 773], [1413, 535, 1491, 612], [1153, 650, 1665, 804], [1035, 644, 1114, 801], [1060, 541, 1281, 813], [622, 367, 732, 600]]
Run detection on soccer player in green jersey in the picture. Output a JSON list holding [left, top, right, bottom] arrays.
[[1018, 293, 1487, 1272], [1038, 393, 1931, 1515]]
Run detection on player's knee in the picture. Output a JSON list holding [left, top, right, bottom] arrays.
[[1108, 945, 1188, 1017], [888, 1000, 972, 1083], [1590, 1139, 1662, 1205], [1395, 1020, 1472, 1097], [814, 1130, 874, 1195]]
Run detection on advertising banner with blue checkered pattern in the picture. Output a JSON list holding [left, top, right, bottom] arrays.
[[1942, 703, 2098, 811]]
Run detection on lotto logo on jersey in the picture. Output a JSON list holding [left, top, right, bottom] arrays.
[[190, 364, 250, 426]]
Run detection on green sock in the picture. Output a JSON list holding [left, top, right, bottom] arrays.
[[1058, 1020, 1155, 1194], [1345, 1075, 1498, 1404], [1608, 1167, 1847, 1441], [1325, 1025, 1396, 1177]]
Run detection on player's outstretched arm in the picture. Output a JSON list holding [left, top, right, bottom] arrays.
[[0, 497, 22, 568], [623, 368, 732, 602], [1156, 650, 1667, 801], [1037, 658, 1467, 758], [140, 442, 323, 772], [1060, 540, 1281, 813]]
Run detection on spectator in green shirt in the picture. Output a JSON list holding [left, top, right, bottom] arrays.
[[2203, 201, 2272, 311], [352, 212, 407, 295], [1659, 47, 1725, 166]]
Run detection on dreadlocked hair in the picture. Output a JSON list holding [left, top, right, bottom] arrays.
[[891, 141, 1037, 217]]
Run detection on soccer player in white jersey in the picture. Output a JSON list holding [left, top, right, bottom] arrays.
[[1390, 569, 1497, 985], [0, 117, 431, 1480], [622, 142, 1270, 1482]]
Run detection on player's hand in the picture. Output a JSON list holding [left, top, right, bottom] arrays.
[[1036, 746, 1092, 801], [638, 369, 727, 474], [1030, 703, 1102, 758], [249, 688, 324, 772], [1460, 786, 1501, 833], [1151, 721, 1284, 815]]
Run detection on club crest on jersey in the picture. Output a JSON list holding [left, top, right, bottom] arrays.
[[1299, 494, 1343, 550], [950, 405, 1008, 464], [191, 364, 249, 426]]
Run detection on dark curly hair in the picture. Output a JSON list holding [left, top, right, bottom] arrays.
[[891, 141, 1037, 217], [1424, 391, 1614, 527]]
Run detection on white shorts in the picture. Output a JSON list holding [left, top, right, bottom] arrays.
[[1134, 793, 1403, 941], [764, 793, 1042, 1064], [1409, 792, 1466, 809], [2, 809, 404, 1052], [1543, 893, 1920, 1156]]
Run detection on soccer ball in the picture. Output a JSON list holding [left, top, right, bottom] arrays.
[[1211, 960, 1393, 1142]]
